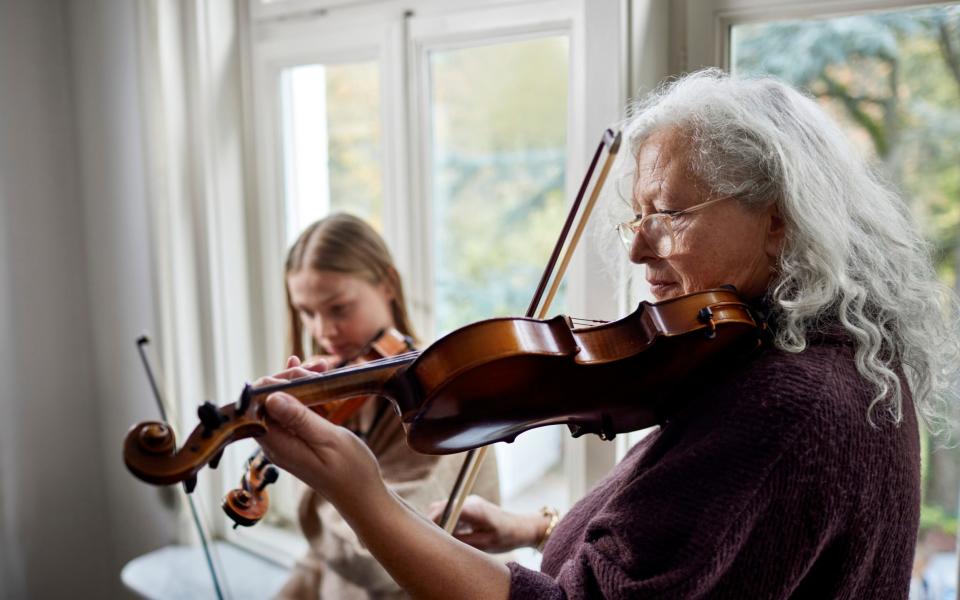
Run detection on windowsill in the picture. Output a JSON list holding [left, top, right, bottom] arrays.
[[225, 521, 309, 569], [121, 541, 289, 599]]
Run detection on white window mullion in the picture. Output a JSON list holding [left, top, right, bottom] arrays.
[[382, 15, 426, 337], [405, 14, 436, 341]]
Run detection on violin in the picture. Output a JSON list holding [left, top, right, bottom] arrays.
[[221, 328, 414, 527], [122, 129, 761, 503], [123, 288, 761, 487]]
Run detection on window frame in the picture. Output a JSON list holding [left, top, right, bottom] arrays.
[[249, 18, 403, 379], [404, 2, 582, 340], [677, 0, 953, 72]]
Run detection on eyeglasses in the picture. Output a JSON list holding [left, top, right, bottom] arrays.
[[615, 173, 736, 258]]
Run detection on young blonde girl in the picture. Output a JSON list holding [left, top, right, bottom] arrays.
[[276, 213, 500, 600]]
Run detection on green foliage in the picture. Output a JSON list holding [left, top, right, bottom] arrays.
[[733, 8, 960, 279], [326, 61, 383, 229], [921, 503, 959, 536], [429, 36, 571, 333]]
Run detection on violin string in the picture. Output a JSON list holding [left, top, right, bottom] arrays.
[[302, 351, 419, 379], [570, 317, 609, 327], [314, 350, 420, 374], [256, 351, 421, 394], [332, 350, 420, 370]]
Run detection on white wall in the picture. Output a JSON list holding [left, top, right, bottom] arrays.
[[0, 0, 177, 597]]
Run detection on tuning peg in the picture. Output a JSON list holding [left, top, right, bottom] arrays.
[[253, 454, 272, 473], [197, 401, 224, 435], [223, 489, 258, 528], [183, 475, 197, 494], [236, 384, 253, 414], [256, 466, 280, 492], [208, 449, 224, 470]]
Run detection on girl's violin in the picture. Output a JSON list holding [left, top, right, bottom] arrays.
[[220, 328, 414, 527], [123, 287, 761, 488]]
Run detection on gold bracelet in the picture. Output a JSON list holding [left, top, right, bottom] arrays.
[[535, 506, 560, 552]]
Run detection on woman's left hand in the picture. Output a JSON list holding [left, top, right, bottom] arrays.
[[256, 391, 387, 511], [256, 371, 512, 599]]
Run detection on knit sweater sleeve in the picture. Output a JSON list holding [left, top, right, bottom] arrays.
[[508, 345, 859, 599]]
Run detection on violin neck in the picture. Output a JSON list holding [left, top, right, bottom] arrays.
[[249, 353, 417, 412]]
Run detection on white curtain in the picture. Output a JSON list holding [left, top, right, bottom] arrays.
[[136, 0, 258, 539]]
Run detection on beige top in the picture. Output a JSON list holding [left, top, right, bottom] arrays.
[[275, 398, 501, 600]]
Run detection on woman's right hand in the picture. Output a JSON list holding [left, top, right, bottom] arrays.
[[427, 495, 547, 553]]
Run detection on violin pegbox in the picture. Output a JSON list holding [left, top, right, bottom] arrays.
[[123, 392, 270, 486]]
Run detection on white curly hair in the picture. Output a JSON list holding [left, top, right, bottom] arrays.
[[611, 68, 959, 434]]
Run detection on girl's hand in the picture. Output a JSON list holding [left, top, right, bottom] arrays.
[[302, 353, 344, 370], [256, 391, 386, 510], [427, 495, 546, 553], [252, 355, 331, 388]]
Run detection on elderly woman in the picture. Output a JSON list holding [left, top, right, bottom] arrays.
[[256, 69, 959, 599]]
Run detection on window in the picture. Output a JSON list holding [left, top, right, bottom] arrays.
[[238, 0, 628, 569], [427, 36, 569, 333], [238, 14, 400, 554], [425, 32, 571, 568], [280, 60, 384, 241]]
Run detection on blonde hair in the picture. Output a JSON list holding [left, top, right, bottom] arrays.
[[285, 213, 416, 358]]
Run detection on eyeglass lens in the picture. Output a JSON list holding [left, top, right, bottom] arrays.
[[618, 215, 674, 258]]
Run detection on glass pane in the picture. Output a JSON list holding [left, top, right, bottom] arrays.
[[731, 6, 960, 596], [280, 60, 383, 244], [428, 35, 569, 569], [429, 36, 570, 333], [261, 59, 383, 526]]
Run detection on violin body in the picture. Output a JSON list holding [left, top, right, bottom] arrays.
[[123, 288, 760, 486], [398, 287, 759, 452]]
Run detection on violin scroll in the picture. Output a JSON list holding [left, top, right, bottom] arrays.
[[123, 390, 270, 486]]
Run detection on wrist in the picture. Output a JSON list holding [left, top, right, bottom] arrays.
[[532, 506, 560, 552], [337, 478, 395, 532]]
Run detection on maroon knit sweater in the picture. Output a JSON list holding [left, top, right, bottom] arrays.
[[508, 330, 920, 599]]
